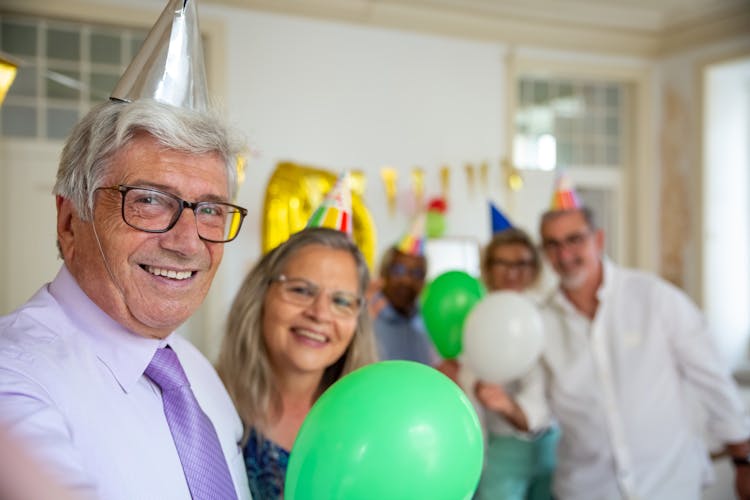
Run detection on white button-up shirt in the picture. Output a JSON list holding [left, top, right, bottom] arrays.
[[520, 259, 749, 500], [0, 265, 251, 500]]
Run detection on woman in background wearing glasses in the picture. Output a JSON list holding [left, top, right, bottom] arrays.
[[464, 227, 559, 500], [216, 227, 378, 500]]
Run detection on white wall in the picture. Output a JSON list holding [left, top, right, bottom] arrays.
[[656, 36, 750, 302], [704, 57, 750, 370], [218, 7, 506, 254], [195, 6, 508, 357]]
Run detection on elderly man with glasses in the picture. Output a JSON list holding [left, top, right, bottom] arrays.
[[0, 98, 252, 500]]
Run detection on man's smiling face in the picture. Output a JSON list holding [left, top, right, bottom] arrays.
[[57, 131, 229, 338]]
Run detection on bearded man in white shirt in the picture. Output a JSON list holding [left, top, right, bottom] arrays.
[[530, 205, 750, 499]]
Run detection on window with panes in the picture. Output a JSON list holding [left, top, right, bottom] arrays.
[[0, 14, 146, 139]]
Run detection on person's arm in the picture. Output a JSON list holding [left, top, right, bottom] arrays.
[[662, 284, 750, 499], [434, 359, 460, 384], [726, 441, 750, 500], [472, 362, 550, 433], [0, 367, 93, 494], [0, 426, 82, 500], [474, 381, 529, 432]]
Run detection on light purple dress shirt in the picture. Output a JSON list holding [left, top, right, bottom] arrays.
[[0, 265, 251, 500]]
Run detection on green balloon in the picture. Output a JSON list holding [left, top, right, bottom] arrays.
[[425, 211, 446, 238], [421, 271, 485, 358], [418, 279, 430, 310], [285, 361, 484, 500]]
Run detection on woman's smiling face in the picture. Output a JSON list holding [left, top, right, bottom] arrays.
[[262, 244, 361, 377]]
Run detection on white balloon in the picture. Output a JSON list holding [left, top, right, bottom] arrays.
[[461, 291, 544, 384]]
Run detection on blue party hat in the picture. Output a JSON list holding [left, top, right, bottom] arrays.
[[489, 201, 513, 234]]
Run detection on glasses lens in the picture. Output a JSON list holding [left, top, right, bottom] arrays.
[[493, 259, 533, 270], [280, 279, 317, 305], [122, 188, 179, 232], [389, 263, 425, 280], [542, 231, 590, 252], [194, 202, 245, 242], [278, 277, 361, 318], [330, 292, 362, 317], [226, 210, 244, 241]]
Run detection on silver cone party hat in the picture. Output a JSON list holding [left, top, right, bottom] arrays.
[[111, 0, 208, 111]]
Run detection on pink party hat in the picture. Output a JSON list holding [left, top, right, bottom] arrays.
[[396, 212, 426, 256], [306, 172, 353, 235], [549, 170, 583, 211]]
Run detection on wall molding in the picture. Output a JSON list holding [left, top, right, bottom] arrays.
[[200, 0, 749, 58]]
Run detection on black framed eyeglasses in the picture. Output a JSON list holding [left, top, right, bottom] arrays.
[[270, 274, 364, 319], [97, 185, 248, 243], [489, 258, 535, 271], [541, 230, 592, 253], [387, 262, 426, 280]]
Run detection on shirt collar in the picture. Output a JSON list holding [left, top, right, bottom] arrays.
[[49, 265, 173, 394], [597, 257, 615, 301]]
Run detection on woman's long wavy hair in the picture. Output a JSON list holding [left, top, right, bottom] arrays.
[[216, 227, 377, 441]]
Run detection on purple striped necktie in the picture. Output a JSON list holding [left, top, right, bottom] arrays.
[[145, 347, 238, 500]]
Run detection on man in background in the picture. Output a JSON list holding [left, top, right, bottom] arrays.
[[371, 243, 437, 365], [527, 177, 750, 499]]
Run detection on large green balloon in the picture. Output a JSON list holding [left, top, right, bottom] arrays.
[[285, 361, 484, 500], [421, 271, 485, 358]]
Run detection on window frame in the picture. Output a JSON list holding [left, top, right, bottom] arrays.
[[504, 53, 655, 270]]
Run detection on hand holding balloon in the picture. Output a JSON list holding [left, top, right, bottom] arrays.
[[474, 381, 514, 415]]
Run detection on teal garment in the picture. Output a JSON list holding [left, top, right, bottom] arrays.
[[475, 427, 560, 500]]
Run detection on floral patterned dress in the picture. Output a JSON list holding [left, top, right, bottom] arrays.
[[243, 428, 290, 500]]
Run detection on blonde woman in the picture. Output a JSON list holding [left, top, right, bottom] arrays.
[[468, 227, 559, 500], [217, 227, 377, 499]]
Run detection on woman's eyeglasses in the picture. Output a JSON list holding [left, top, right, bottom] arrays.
[[271, 274, 363, 318]]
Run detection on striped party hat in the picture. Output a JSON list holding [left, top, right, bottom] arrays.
[[549, 170, 583, 211], [306, 172, 352, 235], [395, 212, 426, 256]]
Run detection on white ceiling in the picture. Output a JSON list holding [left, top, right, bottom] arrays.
[[202, 0, 750, 55], [395, 0, 749, 31]]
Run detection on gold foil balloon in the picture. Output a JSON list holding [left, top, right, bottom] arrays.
[[262, 162, 377, 270]]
